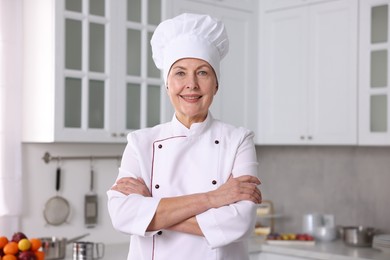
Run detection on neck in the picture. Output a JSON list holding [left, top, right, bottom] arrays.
[[176, 113, 208, 129]]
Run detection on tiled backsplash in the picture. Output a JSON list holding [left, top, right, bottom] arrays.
[[256, 146, 390, 234]]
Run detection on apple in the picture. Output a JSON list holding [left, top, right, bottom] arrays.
[[306, 234, 314, 241], [281, 234, 290, 240], [11, 232, 27, 243], [18, 250, 37, 260]]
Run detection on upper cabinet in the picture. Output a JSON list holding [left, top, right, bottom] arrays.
[[263, 0, 336, 11], [22, 0, 164, 143], [184, 0, 255, 11], [257, 0, 358, 145], [163, 0, 258, 132], [359, 0, 390, 145]]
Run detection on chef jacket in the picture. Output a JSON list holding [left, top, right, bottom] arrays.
[[107, 113, 259, 260]]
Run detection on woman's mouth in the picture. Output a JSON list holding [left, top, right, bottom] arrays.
[[180, 95, 202, 101]]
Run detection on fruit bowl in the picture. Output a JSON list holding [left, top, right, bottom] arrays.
[[0, 232, 44, 260]]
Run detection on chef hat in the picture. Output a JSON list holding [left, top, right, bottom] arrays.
[[150, 13, 229, 85]]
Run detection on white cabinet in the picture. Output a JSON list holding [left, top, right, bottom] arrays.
[[359, 0, 390, 145], [163, 0, 258, 131], [184, 0, 256, 11], [22, 0, 163, 143], [263, 0, 335, 11], [257, 0, 358, 145]]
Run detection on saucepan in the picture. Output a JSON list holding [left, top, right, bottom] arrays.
[[40, 233, 90, 260], [340, 226, 377, 247]]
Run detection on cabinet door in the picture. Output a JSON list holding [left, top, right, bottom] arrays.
[[165, 0, 258, 131], [60, 0, 163, 142], [258, 7, 309, 144], [262, 0, 336, 12], [359, 0, 390, 145], [114, 0, 164, 137], [55, 0, 114, 142], [308, 0, 357, 144], [186, 0, 255, 11], [257, 0, 357, 145]]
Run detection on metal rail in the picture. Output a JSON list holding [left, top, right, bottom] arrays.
[[42, 152, 122, 164]]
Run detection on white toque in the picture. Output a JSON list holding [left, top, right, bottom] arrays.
[[150, 13, 229, 84]]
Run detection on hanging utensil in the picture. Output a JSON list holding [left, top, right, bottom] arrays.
[[43, 163, 71, 226], [84, 159, 98, 228]]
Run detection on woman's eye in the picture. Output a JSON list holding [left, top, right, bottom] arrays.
[[198, 71, 207, 76], [176, 71, 185, 76]]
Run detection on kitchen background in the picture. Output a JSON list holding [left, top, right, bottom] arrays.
[[2, 0, 390, 247], [20, 144, 390, 245]]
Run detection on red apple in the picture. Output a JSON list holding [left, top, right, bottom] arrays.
[[12, 232, 27, 243], [18, 250, 37, 260]]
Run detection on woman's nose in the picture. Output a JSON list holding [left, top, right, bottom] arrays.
[[186, 75, 198, 89]]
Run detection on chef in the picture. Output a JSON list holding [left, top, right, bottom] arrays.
[[107, 13, 262, 260]]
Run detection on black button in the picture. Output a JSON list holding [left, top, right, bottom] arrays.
[[155, 184, 160, 189], [158, 144, 162, 149], [157, 231, 163, 235], [214, 140, 219, 144], [212, 180, 217, 185]]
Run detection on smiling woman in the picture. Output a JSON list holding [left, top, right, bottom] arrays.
[[107, 13, 262, 260], [0, 0, 23, 237]]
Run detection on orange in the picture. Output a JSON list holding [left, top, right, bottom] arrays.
[[3, 241, 18, 255], [34, 250, 45, 260], [2, 255, 17, 260], [30, 238, 42, 251], [0, 236, 9, 249]]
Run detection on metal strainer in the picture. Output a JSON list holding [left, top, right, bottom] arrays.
[[43, 167, 70, 225]]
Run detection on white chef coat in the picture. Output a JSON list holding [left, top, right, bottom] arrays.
[[107, 113, 259, 260]]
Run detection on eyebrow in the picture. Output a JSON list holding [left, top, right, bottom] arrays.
[[172, 64, 211, 70]]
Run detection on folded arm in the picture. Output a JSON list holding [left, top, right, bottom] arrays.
[[111, 174, 261, 236]]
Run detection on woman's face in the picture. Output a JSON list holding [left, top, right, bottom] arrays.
[[167, 58, 218, 127]]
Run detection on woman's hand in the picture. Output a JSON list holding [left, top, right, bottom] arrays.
[[111, 177, 151, 197], [206, 175, 262, 208]]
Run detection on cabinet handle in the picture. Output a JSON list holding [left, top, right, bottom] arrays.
[[111, 133, 127, 138], [300, 136, 305, 140]]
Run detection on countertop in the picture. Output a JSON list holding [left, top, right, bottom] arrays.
[[63, 237, 390, 260], [249, 236, 390, 260]]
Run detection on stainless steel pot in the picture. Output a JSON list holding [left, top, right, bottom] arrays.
[[40, 233, 90, 260], [343, 226, 376, 247]]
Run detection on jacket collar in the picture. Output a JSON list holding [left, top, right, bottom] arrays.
[[172, 112, 213, 137]]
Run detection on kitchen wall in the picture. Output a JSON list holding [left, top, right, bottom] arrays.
[[21, 143, 129, 245], [257, 146, 390, 235], [20, 143, 390, 244]]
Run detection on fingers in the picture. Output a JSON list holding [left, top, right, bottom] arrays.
[[238, 183, 262, 204], [235, 175, 261, 185], [226, 175, 262, 204], [111, 177, 151, 196]]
